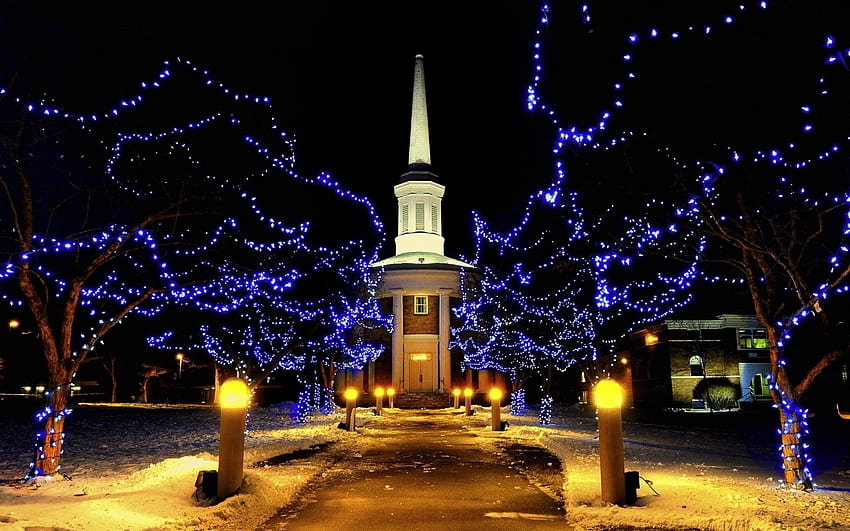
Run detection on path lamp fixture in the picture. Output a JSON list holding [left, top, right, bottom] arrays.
[[344, 388, 358, 431], [452, 388, 461, 408], [374, 386, 384, 416], [595, 379, 627, 505], [176, 352, 184, 383], [217, 378, 250, 501], [489, 387, 504, 431], [386, 387, 395, 409], [463, 387, 473, 416]]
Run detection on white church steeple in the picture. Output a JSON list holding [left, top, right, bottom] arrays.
[[408, 54, 431, 166], [393, 54, 446, 257]]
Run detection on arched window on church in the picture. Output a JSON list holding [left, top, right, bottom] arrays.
[[689, 355, 704, 377]]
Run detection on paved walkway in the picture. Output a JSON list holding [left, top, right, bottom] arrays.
[[259, 409, 573, 530]]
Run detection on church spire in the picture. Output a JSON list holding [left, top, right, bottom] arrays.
[[408, 54, 431, 166], [370, 55, 474, 269], [391, 54, 445, 257]]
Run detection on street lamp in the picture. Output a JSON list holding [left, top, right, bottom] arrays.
[[594, 379, 626, 505], [344, 388, 358, 431], [176, 352, 184, 383], [217, 378, 250, 501], [489, 387, 504, 431], [374, 386, 384, 416], [8, 319, 19, 332], [463, 387, 473, 416], [452, 388, 461, 408], [386, 387, 395, 409]]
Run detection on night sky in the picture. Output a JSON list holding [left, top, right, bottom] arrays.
[[2, 1, 850, 259]]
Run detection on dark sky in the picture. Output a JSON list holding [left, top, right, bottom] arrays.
[[2, 1, 850, 258]]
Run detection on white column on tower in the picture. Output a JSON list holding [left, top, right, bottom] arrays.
[[391, 289, 404, 391], [438, 288, 452, 391]]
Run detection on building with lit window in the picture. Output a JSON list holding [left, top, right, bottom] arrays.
[[622, 314, 772, 410]]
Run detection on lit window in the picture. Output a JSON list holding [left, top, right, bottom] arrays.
[[689, 355, 704, 376], [414, 295, 428, 315], [738, 328, 768, 349]]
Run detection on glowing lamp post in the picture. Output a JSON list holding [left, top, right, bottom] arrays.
[[595, 379, 626, 505], [386, 387, 395, 409], [174, 352, 185, 403], [374, 386, 384, 416], [217, 378, 250, 501], [452, 388, 461, 408], [344, 388, 358, 431], [489, 387, 504, 431], [463, 387, 473, 416]]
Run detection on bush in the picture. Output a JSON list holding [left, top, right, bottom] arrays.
[[693, 377, 740, 410]]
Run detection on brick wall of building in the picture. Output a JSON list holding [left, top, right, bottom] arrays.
[[668, 341, 743, 405], [403, 295, 438, 334]]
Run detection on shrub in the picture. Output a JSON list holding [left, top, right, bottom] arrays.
[[693, 377, 740, 410]]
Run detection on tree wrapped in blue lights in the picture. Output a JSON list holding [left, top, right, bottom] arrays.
[[525, 0, 850, 490], [149, 249, 392, 419], [454, 267, 535, 417], [453, 4, 703, 425], [454, 162, 700, 424], [0, 59, 389, 478], [298, 260, 391, 414], [684, 157, 850, 490]]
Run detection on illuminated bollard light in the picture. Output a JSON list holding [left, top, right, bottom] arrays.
[[452, 388, 461, 409], [374, 386, 384, 416], [595, 379, 627, 505], [344, 388, 358, 431], [217, 378, 250, 501], [464, 387, 473, 416], [489, 387, 504, 431], [387, 387, 395, 409]]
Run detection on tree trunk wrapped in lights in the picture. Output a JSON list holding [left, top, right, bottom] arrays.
[[32, 382, 70, 477], [768, 336, 816, 490]]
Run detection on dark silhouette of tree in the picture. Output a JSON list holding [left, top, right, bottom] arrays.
[[138, 364, 169, 404], [95, 351, 119, 403]]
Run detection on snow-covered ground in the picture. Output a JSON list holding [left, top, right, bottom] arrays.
[[0, 400, 848, 531]]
